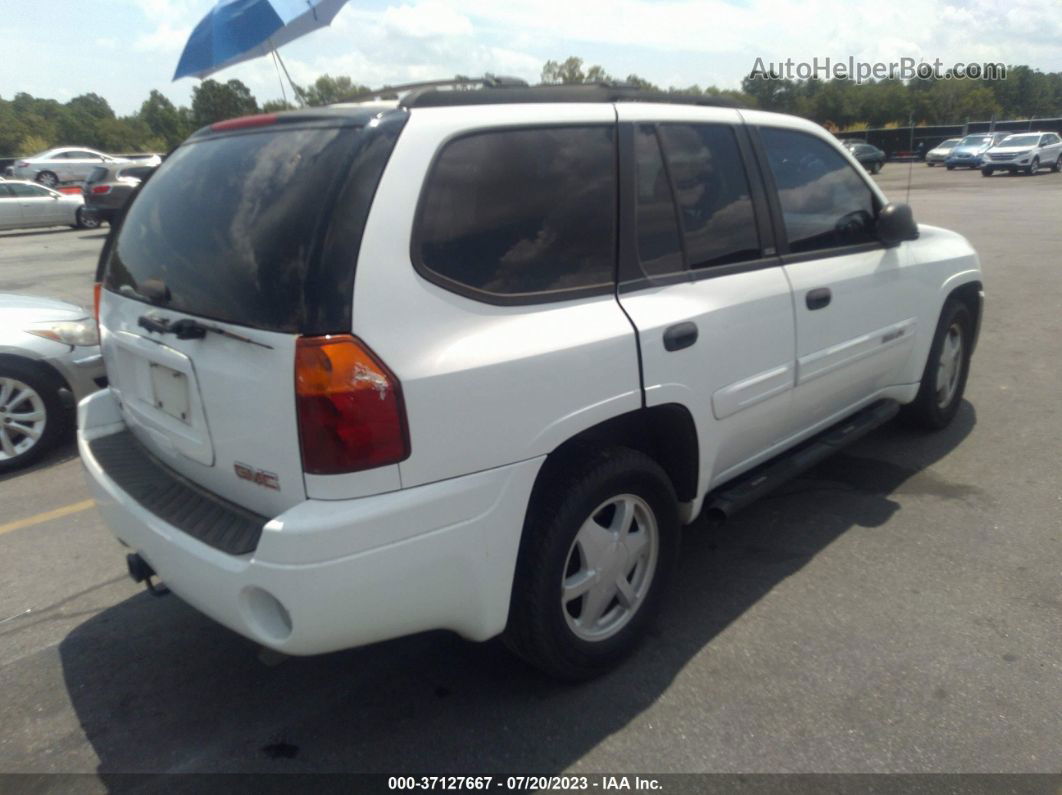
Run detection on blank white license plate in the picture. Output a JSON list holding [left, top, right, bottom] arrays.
[[149, 363, 190, 423]]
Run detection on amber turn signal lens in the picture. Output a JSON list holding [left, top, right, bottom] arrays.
[[294, 335, 410, 475]]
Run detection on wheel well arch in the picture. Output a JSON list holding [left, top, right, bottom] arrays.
[[946, 280, 982, 353], [535, 403, 699, 503], [0, 353, 71, 394]]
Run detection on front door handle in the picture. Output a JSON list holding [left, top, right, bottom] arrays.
[[663, 322, 698, 352], [806, 287, 832, 310]]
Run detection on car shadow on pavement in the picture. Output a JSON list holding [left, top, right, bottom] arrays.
[[58, 404, 976, 780], [0, 227, 80, 239], [0, 438, 78, 484]]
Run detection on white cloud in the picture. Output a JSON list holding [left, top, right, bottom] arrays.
[[382, 2, 474, 39]]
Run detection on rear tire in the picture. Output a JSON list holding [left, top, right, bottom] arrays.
[[504, 447, 680, 680], [75, 207, 100, 229], [0, 360, 68, 473], [1053, 155, 1062, 173], [36, 171, 58, 188], [901, 299, 972, 431]]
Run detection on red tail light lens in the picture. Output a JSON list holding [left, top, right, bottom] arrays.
[[15, 161, 28, 168], [91, 185, 111, 194], [92, 282, 102, 326], [295, 335, 410, 474]]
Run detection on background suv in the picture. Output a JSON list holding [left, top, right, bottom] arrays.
[[981, 131, 1062, 176], [82, 163, 157, 223], [945, 132, 1009, 169], [79, 87, 983, 679]]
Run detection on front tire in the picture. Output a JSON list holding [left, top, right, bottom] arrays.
[[946, 164, 955, 171], [1053, 155, 1062, 173], [1026, 157, 1039, 176], [0, 361, 68, 473], [901, 299, 973, 431], [504, 447, 679, 680], [981, 167, 993, 177]]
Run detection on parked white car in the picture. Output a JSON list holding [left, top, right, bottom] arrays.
[[981, 131, 1062, 176], [0, 179, 99, 230], [79, 87, 983, 679], [11, 147, 122, 187]]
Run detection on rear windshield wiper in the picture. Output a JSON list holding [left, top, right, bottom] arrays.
[[137, 314, 274, 350]]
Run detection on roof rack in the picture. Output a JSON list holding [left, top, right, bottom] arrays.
[[341, 77, 745, 110], [344, 75, 529, 104]]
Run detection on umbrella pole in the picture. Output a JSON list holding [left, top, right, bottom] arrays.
[[270, 49, 288, 107], [273, 48, 304, 107]]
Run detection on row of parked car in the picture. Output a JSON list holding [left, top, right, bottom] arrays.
[[0, 147, 158, 232], [925, 131, 1062, 175]]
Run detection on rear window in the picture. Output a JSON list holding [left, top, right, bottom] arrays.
[[105, 121, 401, 333], [86, 166, 108, 183]]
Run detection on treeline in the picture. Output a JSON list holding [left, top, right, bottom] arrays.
[[543, 57, 1062, 129], [3, 59, 1060, 156]]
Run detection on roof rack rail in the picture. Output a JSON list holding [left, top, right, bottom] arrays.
[[402, 83, 746, 110], [343, 74, 529, 104]]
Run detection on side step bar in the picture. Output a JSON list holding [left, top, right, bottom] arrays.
[[702, 399, 900, 521]]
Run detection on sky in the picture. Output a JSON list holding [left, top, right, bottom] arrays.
[[1, 0, 1060, 115]]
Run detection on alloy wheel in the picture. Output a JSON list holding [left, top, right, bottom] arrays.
[[935, 323, 964, 409], [0, 377, 47, 462], [561, 493, 659, 642]]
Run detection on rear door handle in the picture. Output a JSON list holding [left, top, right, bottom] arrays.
[[806, 287, 832, 310], [663, 322, 698, 352]]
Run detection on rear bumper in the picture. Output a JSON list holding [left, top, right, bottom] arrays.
[[78, 389, 542, 655]]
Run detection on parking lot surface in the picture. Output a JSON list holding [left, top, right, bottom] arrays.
[[0, 165, 1060, 778]]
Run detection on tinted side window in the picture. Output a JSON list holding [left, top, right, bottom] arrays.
[[416, 126, 616, 298], [0, 184, 12, 197], [634, 125, 683, 276], [760, 127, 877, 254], [658, 124, 760, 269]]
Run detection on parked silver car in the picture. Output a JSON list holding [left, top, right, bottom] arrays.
[[0, 179, 99, 230], [0, 294, 106, 471], [10, 147, 122, 188], [925, 138, 961, 166], [981, 131, 1062, 176]]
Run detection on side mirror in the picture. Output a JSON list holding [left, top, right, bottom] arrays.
[[877, 202, 919, 247]]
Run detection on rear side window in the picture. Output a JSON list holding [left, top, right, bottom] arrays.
[[633, 125, 683, 277], [759, 127, 878, 254], [657, 124, 761, 269], [415, 126, 616, 301], [118, 166, 154, 180], [105, 122, 400, 333]]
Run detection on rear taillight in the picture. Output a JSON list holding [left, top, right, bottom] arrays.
[[92, 282, 102, 328], [15, 161, 28, 168], [295, 335, 409, 475], [91, 185, 111, 194]]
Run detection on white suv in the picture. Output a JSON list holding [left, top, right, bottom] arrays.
[[78, 85, 983, 679]]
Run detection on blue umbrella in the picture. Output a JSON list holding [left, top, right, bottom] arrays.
[[173, 0, 349, 81]]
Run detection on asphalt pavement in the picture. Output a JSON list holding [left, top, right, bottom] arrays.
[[0, 164, 1059, 781]]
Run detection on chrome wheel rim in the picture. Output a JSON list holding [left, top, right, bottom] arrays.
[[562, 493, 659, 642], [37, 173, 57, 187], [79, 210, 100, 229], [0, 377, 47, 461], [935, 324, 964, 409]]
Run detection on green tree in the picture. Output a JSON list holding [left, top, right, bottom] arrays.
[[296, 74, 371, 106], [190, 79, 258, 128], [541, 56, 613, 85], [139, 89, 187, 148]]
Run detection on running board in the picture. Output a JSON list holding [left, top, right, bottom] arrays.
[[702, 399, 900, 521]]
